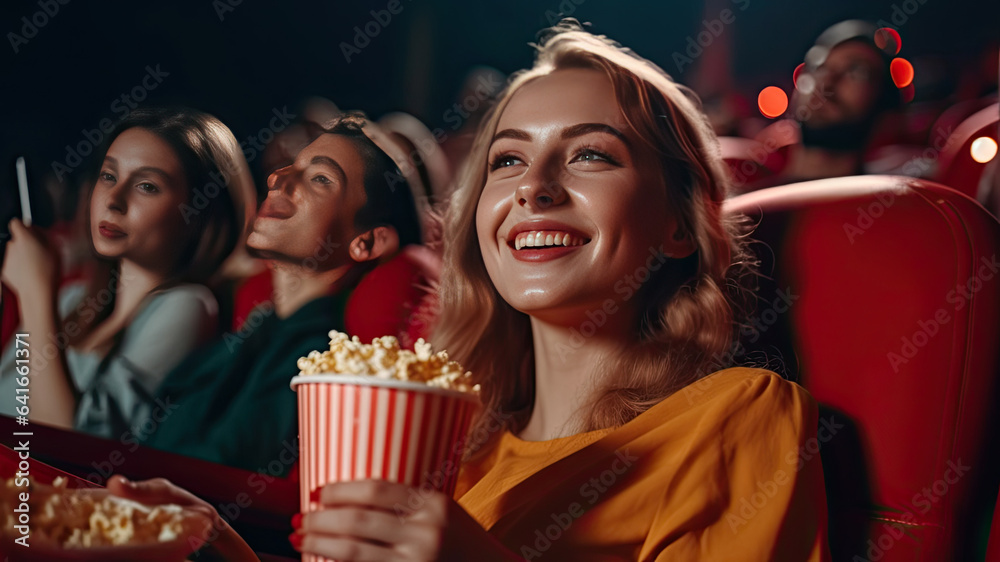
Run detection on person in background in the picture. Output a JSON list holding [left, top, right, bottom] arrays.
[[0, 107, 255, 437], [142, 112, 425, 473], [771, 20, 902, 182]]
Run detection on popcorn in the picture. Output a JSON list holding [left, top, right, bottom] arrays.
[[297, 331, 478, 393], [0, 476, 194, 548]]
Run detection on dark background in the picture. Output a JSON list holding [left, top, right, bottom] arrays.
[[2, 0, 998, 223]]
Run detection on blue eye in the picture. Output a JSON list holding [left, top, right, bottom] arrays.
[[99, 172, 116, 183]]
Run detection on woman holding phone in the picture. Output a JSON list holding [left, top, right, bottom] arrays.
[[0, 107, 255, 438]]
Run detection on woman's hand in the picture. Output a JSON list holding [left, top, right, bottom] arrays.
[[106, 475, 259, 562], [294, 480, 523, 561], [1, 218, 59, 303]]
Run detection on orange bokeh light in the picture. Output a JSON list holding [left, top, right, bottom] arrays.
[[875, 28, 901, 55], [757, 86, 788, 119], [891, 58, 914, 88]]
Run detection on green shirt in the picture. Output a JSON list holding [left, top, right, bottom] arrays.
[[143, 292, 349, 474]]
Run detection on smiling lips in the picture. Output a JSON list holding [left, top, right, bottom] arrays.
[[512, 230, 588, 250]]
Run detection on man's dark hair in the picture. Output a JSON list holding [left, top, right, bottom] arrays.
[[319, 111, 422, 247]]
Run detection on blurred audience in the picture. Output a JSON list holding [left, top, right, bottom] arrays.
[[438, 66, 507, 181], [776, 20, 903, 183], [379, 111, 453, 201]]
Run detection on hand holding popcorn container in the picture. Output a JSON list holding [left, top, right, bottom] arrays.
[[290, 332, 481, 562]]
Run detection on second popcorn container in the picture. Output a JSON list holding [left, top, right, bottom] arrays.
[[290, 332, 481, 562]]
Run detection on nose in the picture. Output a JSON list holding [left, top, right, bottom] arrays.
[[266, 165, 294, 194], [515, 165, 568, 210], [104, 182, 127, 214]]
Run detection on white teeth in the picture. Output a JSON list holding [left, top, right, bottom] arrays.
[[513, 230, 586, 249]]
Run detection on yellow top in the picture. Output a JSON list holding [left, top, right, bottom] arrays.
[[455, 368, 831, 561]]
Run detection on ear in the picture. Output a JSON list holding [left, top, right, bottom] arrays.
[[349, 226, 400, 263]]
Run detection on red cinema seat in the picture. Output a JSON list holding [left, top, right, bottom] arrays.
[[231, 267, 274, 332], [718, 136, 788, 193], [723, 176, 1000, 561], [231, 246, 440, 346], [934, 103, 999, 199], [1, 286, 17, 350], [929, 97, 997, 147], [344, 244, 440, 347]]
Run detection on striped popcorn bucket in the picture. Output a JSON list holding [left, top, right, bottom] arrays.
[[289, 374, 480, 562]]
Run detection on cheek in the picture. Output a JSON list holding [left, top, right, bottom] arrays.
[[88, 190, 101, 221], [475, 189, 504, 251], [143, 197, 189, 240], [474, 206, 491, 252], [841, 84, 875, 111], [605, 183, 668, 238]]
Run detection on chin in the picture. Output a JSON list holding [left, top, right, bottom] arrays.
[[501, 289, 578, 318], [245, 236, 275, 259], [90, 241, 121, 260], [245, 229, 275, 251]]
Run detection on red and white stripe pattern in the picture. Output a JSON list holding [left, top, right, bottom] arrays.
[[293, 377, 479, 562]]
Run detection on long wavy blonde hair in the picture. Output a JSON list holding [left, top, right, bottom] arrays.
[[435, 21, 755, 448]]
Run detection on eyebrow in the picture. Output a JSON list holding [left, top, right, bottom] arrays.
[[310, 155, 347, 185], [561, 123, 631, 147], [101, 156, 174, 180], [490, 123, 631, 148], [491, 128, 532, 144]]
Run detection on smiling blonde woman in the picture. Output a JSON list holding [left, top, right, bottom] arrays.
[[280, 21, 831, 561], [108, 21, 831, 562]]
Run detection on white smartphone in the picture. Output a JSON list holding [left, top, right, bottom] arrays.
[[15, 156, 32, 227]]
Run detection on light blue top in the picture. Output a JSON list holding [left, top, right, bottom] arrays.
[[0, 283, 218, 439]]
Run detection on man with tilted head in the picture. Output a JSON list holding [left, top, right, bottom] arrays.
[[142, 112, 424, 473]]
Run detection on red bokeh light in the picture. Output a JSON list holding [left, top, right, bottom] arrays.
[[793, 63, 806, 87], [890, 58, 914, 88], [874, 28, 902, 55], [757, 86, 788, 119]]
